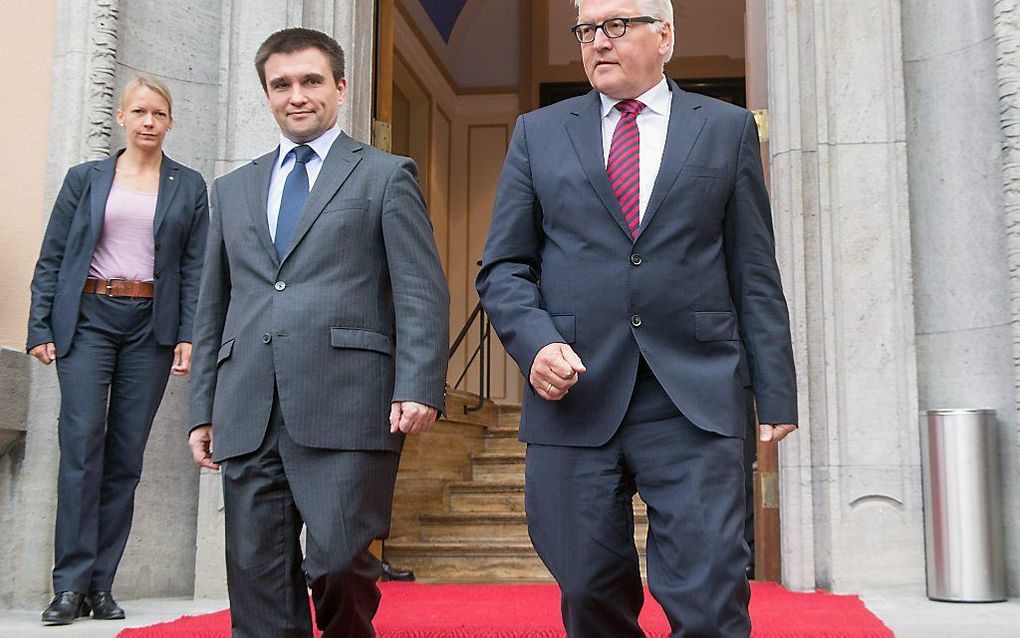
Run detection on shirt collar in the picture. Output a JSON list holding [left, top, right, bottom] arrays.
[[277, 123, 342, 169], [600, 76, 671, 118]]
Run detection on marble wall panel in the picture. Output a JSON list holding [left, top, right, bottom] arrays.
[[768, 0, 925, 594], [816, 0, 906, 145], [904, 0, 1019, 595]]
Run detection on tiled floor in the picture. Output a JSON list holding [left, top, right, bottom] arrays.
[[0, 598, 227, 638], [863, 595, 1020, 637]]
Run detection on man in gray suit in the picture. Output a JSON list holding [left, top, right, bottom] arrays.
[[188, 28, 449, 637]]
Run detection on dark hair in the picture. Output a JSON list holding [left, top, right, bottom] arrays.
[[255, 28, 346, 90]]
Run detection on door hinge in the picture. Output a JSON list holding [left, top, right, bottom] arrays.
[[752, 109, 769, 143]]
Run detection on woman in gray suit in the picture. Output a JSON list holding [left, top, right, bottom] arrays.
[[27, 75, 208, 626]]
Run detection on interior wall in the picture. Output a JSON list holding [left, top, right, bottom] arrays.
[[395, 8, 523, 404], [0, 0, 56, 350], [530, 0, 746, 110]]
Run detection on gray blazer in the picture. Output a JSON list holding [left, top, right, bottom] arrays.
[[477, 81, 797, 446], [189, 132, 449, 461], [27, 151, 209, 356]]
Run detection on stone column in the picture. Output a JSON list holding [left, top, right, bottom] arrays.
[[108, 0, 225, 599], [303, 0, 376, 144], [994, 0, 1020, 595], [3, 0, 122, 609], [767, 0, 926, 594], [904, 0, 1018, 596], [215, 0, 375, 176]]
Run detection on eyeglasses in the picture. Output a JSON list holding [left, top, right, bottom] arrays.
[[571, 16, 661, 44]]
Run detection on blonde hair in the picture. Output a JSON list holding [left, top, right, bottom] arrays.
[[119, 75, 173, 118]]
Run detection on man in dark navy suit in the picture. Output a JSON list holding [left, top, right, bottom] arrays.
[[476, 1, 798, 635]]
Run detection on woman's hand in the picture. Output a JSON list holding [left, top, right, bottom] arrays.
[[172, 342, 192, 376], [29, 342, 57, 365]]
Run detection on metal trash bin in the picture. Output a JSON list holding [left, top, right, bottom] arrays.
[[920, 409, 1006, 602]]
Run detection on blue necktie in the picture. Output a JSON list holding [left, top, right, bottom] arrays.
[[275, 144, 316, 259]]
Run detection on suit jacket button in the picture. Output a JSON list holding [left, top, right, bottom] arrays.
[[262, 333, 272, 344], [274, 281, 286, 291], [631, 314, 642, 327], [630, 253, 642, 265], [154, 272, 161, 279]]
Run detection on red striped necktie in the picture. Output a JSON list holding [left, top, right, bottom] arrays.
[[607, 99, 645, 238]]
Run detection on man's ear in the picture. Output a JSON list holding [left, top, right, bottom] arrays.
[[660, 22, 674, 58], [336, 77, 348, 107]]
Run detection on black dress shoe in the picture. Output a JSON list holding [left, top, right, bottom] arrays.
[[41, 591, 88, 625], [380, 561, 415, 582], [87, 590, 126, 620]]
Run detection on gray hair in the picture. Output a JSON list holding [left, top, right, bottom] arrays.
[[573, 0, 675, 60]]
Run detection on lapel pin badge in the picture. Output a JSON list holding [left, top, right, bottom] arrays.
[[169, 176, 174, 180]]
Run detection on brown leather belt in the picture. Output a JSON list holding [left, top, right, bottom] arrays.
[[83, 277, 155, 298]]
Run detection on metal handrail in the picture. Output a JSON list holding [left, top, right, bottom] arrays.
[[448, 299, 492, 413]]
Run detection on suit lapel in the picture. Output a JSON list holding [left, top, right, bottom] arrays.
[[246, 149, 280, 265], [89, 153, 119, 246], [639, 81, 706, 236], [565, 91, 634, 239], [152, 155, 181, 235], [279, 133, 362, 265]]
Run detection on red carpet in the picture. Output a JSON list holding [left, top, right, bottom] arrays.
[[118, 582, 892, 637]]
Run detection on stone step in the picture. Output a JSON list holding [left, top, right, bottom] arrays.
[[470, 452, 525, 482], [384, 541, 552, 582], [447, 480, 525, 513], [418, 512, 532, 542], [483, 428, 525, 454], [442, 389, 499, 428], [418, 511, 650, 543], [496, 406, 522, 428], [384, 541, 647, 583], [447, 480, 646, 517]]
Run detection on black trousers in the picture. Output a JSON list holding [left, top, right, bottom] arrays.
[[52, 294, 174, 593], [221, 391, 400, 638], [525, 361, 751, 637]]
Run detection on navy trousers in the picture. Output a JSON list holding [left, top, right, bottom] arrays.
[[52, 294, 174, 593], [525, 359, 751, 637]]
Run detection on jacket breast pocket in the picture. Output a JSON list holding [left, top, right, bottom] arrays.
[[550, 313, 576, 344], [329, 327, 393, 355], [683, 164, 730, 180], [217, 338, 235, 366], [694, 311, 739, 342], [322, 197, 369, 215]]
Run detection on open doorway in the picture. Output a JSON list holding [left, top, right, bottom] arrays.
[[376, 0, 780, 583]]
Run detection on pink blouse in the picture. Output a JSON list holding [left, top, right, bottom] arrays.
[[88, 182, 157, 282]]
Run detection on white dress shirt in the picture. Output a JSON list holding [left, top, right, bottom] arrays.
[[600, 76, 672, 222], [267, 123, 342, 241]]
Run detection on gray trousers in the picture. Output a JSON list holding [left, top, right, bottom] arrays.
[[52, 294, 174, 593], [221, 390, 400, 638]]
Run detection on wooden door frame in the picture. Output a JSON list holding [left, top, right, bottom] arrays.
[[745, 0, 782, 583], [373, 0, 395, 152], [369, 0, 395, 563]]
